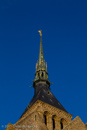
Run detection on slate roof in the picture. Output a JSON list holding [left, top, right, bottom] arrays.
[[20, 82, 67, 118]]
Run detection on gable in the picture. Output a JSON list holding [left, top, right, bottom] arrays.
[[63, 116, 86, 130]]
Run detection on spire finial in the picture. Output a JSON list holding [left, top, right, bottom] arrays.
[[38, 30, 42, 37]]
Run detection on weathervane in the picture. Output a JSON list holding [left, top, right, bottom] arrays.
[[38, 30, 42, 37]]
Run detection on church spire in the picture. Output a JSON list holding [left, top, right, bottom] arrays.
[[33, 30, 50, 86]]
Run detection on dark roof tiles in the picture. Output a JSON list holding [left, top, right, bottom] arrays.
[[20, 83, 67, 118]]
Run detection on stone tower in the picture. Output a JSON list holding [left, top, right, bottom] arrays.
[[6, 31, 87, 130]]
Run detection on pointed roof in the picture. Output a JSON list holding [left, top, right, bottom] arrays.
[[20, 82, 67, 118]]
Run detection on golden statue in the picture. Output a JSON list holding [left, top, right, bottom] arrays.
[[38, 30, 42, 36]]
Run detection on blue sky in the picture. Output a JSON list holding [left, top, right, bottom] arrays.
[[0, 0, 87, 129]]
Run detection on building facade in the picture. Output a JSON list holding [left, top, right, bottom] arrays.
[[6, 30, 87, 130]]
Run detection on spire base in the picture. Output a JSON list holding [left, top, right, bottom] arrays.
[[33, 79, 50, 87]]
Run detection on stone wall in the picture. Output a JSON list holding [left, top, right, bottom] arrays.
[[6, 100, 86, 130], [63, 116, 87, 130]]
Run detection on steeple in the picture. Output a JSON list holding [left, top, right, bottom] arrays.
[[33, 30, 50, 86], [19, 31, 68, 119]]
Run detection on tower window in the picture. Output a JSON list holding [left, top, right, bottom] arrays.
[[44, 115, 47, 125], [52, 118, 55, 130], [42, 72, 44, 77], [60, 121, 63, 129]]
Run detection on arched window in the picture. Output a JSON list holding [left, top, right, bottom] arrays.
[[44, 114, 47, 125], [44, 111, 48, 126], [52, 118, 55, 130], [60, 121, 63, 129], [60, 119, 63, 129], [52, 115, 56, 130]]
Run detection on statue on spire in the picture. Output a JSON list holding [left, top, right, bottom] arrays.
[[38, 30, 42, 36]]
